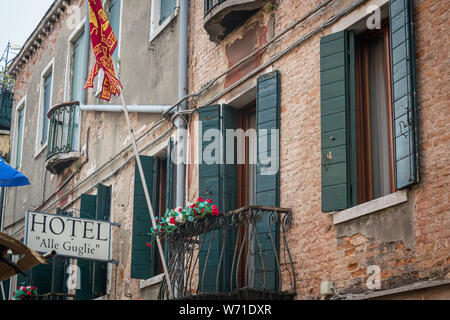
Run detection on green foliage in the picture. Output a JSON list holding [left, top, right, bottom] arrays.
[[11, 286, 38, 300], [0, 67, 15, 92]]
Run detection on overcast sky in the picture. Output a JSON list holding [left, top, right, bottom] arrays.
[[0, 0, 55, 68]]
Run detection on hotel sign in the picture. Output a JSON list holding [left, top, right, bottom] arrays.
[[24, 211, 112, 262]]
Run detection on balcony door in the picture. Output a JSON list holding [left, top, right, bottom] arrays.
[[236, 103, 257, 288]]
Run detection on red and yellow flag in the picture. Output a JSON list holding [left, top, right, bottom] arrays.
[[84, 0, 122, 101]]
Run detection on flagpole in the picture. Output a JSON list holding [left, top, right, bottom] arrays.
[[85, 0, 173, 299], [115, 85, 173, 299], [117, 88, 174, 299]]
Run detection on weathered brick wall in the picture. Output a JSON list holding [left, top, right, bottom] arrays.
[[187, 0, 449, 299]]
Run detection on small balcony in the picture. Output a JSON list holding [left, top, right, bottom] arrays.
[[45, 101, 81, 174], [204, 0, 269, 43], [158, 206, 296, 300]]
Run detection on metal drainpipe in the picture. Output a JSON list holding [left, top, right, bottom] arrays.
[[0, 187, 4, 232], [175, 0, 189, 208]]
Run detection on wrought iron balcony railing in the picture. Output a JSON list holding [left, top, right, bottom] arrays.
[[204, 0, 227, 16], [29, 293, 75, 300], [45, 101, 80, 173], [158, 206, 296, 300], [47, 101, 78, 159], [203, 0, 268, 42]]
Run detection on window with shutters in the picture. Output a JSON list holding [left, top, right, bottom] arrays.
[[149, 0, 178, 43], [321, 0, 418, 213], [15, 238, 69, 299], [76, 185, 111, 300], [131, 152, 172, 280]]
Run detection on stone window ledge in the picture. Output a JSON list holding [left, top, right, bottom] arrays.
[[331, 190, 408, 225], [140, 273, 164, 290]]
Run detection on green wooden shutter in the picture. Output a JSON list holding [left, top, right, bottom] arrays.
[[76, 260, 93, 300], [390, 0, 418, 189], [31, 259, 53, 294], [198, 104, 237, 293], [93, 184, 111, 298], [255, 71, 281, 291], [166, 138, 174, 210], [131, 156, 155, 279], [160, 0, 177, 24], [76, 194, 97, 300], [320, 30, 356, 212], [51, 256, 68, 294], [51, 210, 71, 295], [109, 0, 121, 62]]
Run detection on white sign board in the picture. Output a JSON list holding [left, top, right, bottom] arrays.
[[24, 211, 112, 262]]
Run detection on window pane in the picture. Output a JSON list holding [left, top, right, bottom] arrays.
[[42, 72, 52, 146], [71, 33, 84, 102], [109, 0, 121, 62], [71, 32, 84, 150], [160, 0, 177, 25], [15, 108, 24, 168], [368, 36, 391, 199]]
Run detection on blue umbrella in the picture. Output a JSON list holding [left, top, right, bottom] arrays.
[[0, 157, 30, 187]]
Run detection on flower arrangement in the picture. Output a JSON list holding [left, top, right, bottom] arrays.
[[146, 197, 220, 247], [11, 286, 38, 300]]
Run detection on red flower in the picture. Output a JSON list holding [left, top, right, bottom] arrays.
[[206, 199, 213, 203], [196, 197, 204, 202], [170, 217, 176, 225], [27, 291, 31, 295], [146, 242, 152, 248], [211, 205, 219, 216]]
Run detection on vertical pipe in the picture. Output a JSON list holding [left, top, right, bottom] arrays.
[[175, 0, 189, 208], [0, 187, 4, 232]]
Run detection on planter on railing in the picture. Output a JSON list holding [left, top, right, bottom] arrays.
[[157, 206, 296, 300], [45, 101, 80, 174]]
